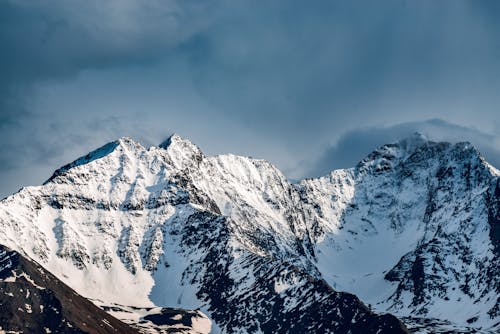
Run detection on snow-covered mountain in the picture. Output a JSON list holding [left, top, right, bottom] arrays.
[[297, 133, 500, 332], [0, 133, 498, 333]]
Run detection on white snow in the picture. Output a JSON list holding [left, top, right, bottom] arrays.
[[0, 134, 497, 333]]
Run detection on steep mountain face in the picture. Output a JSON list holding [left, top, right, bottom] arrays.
[[0, 133, 497, 333], [0, 244, 139, 334], [297, 133, 500, 332]]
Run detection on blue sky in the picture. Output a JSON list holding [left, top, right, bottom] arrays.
[[1, 0, 500, 197]]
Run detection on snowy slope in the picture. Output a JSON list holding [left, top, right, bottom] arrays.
[[0, 132, 497, 332], [297, 133, 500, 332], [0, 134, 407, 333]]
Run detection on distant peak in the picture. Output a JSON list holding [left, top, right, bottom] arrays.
[[158, 133, 183, 149], [356, 132, 488, 176], [158, 133, 201, 153], [116, 136, 145, 151], [394, 133, 482, 159], [158, 134, 204, 168], [117, 136, 135, 145]]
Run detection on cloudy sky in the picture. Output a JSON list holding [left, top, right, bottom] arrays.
[[1, 0, 500, 198]]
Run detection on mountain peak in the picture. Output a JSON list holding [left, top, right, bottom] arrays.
[[158, 133, 200, 151], [158, 133, 204, 169], [355, 133, 485, 175], [117, 136, 137, 146], [357, 132, 431, 168], [158, 133, 181, 149]]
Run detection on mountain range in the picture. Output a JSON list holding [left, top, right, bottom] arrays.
[[0, 132, 498, 333]]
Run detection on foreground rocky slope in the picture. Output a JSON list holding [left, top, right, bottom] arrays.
[[100, 304, 211, 334], [0, 244, 139, 334], [0, 132, 497, 332]]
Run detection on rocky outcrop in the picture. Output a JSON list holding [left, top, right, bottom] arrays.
[[0, 244, 139, 334]]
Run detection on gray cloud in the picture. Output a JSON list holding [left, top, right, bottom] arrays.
[[309, 119, 500, 177], [1, 0, 500, 198], [0, 0, 220, 81]]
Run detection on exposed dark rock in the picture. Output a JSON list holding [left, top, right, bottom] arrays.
[[0, 245, 139, 334]]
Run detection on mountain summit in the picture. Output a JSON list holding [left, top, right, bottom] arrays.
[[0, 134, 498, 333]]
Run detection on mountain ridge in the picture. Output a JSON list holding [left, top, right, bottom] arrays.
[[0, 133, 498, 333]]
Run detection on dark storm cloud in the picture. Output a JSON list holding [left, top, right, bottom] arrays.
[[182, 1, 500, 133], [0, 0, 222, 195], [0, 0, 218, 81], [1, 0, 500, 198], [310, 119, 500, 177]]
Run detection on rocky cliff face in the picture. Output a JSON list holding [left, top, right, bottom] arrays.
[[0, 133, 497, 333]]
